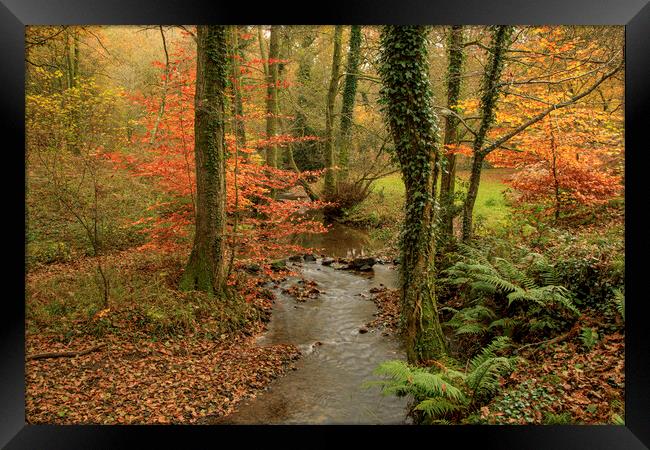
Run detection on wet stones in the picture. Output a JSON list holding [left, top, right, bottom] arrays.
[[282, 279, 322, 302], [244, 263, 261, 274], [321, 257, 336, 266], [348, 257, 377, 271], [270, 259, 287, 271]]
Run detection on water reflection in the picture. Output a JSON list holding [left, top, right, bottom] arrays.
[[290, 222, 381, 259]]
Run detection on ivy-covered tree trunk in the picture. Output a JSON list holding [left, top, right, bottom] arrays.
[[462, 25, 513, 242], [337, 25, 362, 182], [323, 25, 343, 197], [265, 26, 280, 168], [379, 25, 446, 363], [179, 26, 228, 295], [439, 25, 464, 240]]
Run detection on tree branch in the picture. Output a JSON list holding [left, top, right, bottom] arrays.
[[481, 61, 623, 156]]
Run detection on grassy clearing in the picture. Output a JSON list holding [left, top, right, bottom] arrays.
[[341, 168, 514, 242]]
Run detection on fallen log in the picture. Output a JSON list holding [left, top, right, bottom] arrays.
[[26, 343, 107, 361]]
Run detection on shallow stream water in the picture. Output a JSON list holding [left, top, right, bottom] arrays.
[[217, 260, 410, 424]]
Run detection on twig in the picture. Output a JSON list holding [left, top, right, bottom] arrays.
[[27, 343, 107, 361], [514, 322, 581, 355]]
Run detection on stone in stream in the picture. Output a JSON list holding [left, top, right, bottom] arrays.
[[287, 255, 303, 262], [359, 327, 369, 334], [244, 263, 261, 274], [303, 254, 317, 262], [321, 257, 336, 266], [270, 259, 287, 271], [349, 257, 377, 271]]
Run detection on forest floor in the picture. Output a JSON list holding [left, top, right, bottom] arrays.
[[367, 287, 625, 425], [25, 250, 302, 424]]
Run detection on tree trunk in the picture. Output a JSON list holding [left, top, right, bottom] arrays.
[[549, 115, 561, 222], [292, 29, 321, 172], [179, 26, 228, 295], [323, 25, 343, 197], [379, 25, 446, 363], [72, 29, 79, 87], [462, 152, 485, 241], [439, 25, 464, 240], [229, 26, 246, 149], [462, 25, 513, 242], [149, 26, 170, 146], [265, 26, 280, 168], [338, 25, 362, 182]]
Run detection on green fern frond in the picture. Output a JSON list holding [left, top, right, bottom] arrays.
[[613, 289, 624, 320], [410, 371, 465, 402], [474, 273, 519, 293], [468, 336, 512, 372], [466, 356, 514, 400], [415, 398, 463, 417], [488, 317, 520, 331], [470, 280, 497, 295], [454, 323, 488, 335], [373, 359, 412, 382]]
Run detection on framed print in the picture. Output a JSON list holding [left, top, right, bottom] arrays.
[[2, 0, 649, 448]]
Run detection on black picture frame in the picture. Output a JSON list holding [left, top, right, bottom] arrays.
[[2, 1, 648, 448]]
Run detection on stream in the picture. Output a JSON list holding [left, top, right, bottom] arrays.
[[217, 225, 410, 424]]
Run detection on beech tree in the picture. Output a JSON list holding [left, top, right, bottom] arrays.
[[439, 25, 464, 240], [379, 25, 446, 363], [264, 26, 280, 168], [338, 25, 362, 182], [461, 25, 513, 242], [179, 25, 228, 294], [459, 26, 623, 241], [323, 25, 343, 197]]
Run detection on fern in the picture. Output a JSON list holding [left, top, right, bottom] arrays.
[[445, 305, 496, 336], [613, 289, 624, 320], [473, 273, 519, 293], [370, 337, 518, 423], [443, 247, 579, 338], [454, 323, 488, 335], [415, 398, 463, 418], [488, 317, 521, 335], [579, 327, 599, 351], [465, 336, 517, 403]]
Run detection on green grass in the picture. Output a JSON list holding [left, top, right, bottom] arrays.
[[343, 168, 513, 232]]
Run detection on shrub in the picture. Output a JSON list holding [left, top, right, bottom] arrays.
[[322, 180, 373, 217], [547, 229, 624, 309]]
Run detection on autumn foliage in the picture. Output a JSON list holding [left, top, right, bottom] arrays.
[[106, 31, 327, 265]]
